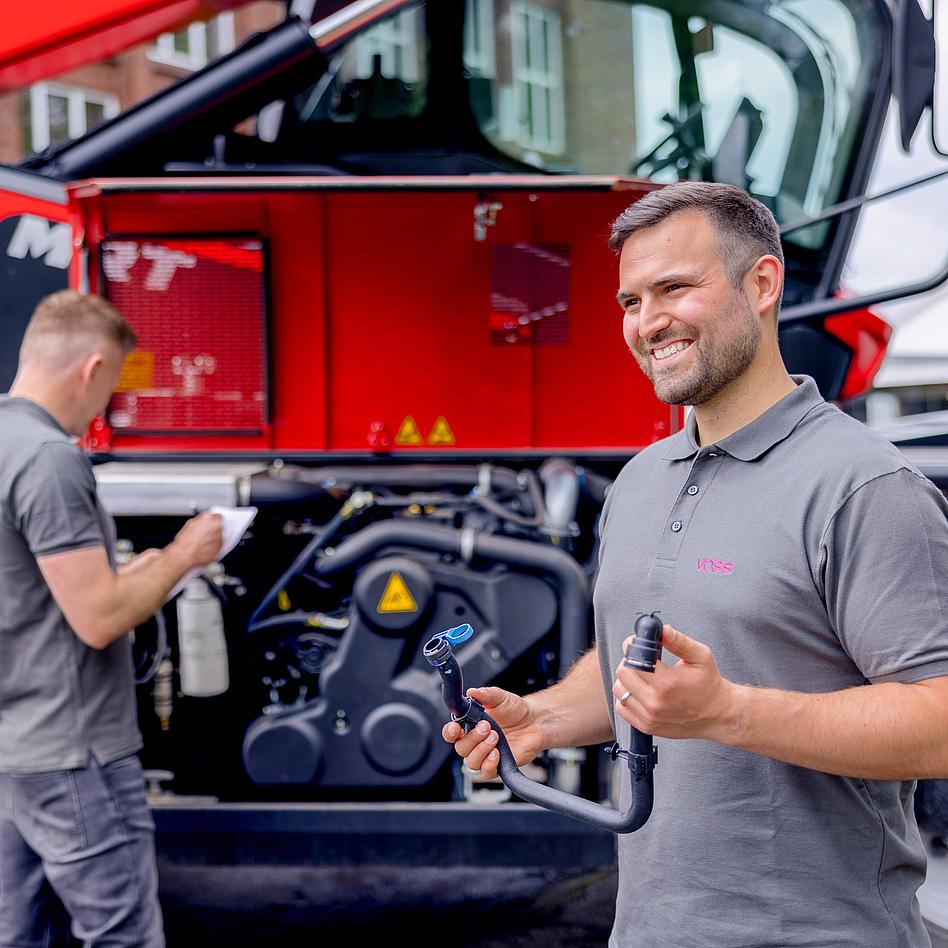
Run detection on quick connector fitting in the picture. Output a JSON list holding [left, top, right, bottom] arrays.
[[422, 624, 485, 728], [425, 622, 657, 835], [622, 612, 664, 673]]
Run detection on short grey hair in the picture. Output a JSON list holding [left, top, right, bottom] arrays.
[[20, 290, 136, 365], [609, 181, 784, 311]]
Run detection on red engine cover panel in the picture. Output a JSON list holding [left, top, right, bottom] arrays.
[[71, 179, 680, 455]]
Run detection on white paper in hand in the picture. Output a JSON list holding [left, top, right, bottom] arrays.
[[166, 505, 257, 602]]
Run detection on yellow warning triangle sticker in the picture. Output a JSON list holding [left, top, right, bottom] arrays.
[[395, 415, 424, 446], [377, 572, 419, 614], [427, 416, 456, 446]]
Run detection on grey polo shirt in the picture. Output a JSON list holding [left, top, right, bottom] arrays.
[[595, 376, 948, 948], [0, 396, 141, 772]]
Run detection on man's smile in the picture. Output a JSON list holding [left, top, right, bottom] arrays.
[[650, 338, 694, 364]]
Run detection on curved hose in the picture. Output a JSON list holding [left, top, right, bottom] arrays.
[[315, 519, 589, 668], [425, 617, 661, 835]]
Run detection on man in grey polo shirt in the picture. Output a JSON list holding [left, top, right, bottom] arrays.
[[0, 290, 223, 947], [444, 182, 948, 946]]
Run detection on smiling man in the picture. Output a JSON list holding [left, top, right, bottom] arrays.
[[444, 182, 948, 946]]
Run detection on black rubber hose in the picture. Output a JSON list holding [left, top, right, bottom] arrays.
[[424, 634, 655, 835], [316, 520, 588, 667], [47, 19, 321, 178]]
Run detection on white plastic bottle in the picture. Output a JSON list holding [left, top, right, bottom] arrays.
[[176, 580, 229, 697]]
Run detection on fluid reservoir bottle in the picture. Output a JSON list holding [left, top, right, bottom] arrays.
[[176, 579, 229, 697]]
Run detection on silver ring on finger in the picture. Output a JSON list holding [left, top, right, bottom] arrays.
[[618, 690, 631, 707]]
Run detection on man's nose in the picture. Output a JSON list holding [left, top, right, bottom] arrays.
[[637, 298, 672, 342]]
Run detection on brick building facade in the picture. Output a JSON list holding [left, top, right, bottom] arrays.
[[0, 2, 283, 165]]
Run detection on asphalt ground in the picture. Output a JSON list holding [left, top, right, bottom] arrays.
[[158, 862, 619, 947]]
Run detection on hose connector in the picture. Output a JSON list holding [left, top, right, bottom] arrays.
[[622, 612, 663, 673]]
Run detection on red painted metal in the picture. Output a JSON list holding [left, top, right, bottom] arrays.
[[825, 306, 893, 401], [69, 177, 683, 454], [0, 189, 69, 230], [103, 236, 267, 433], [0, 0, 251, 91]]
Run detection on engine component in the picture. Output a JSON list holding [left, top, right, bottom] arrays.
[[153, 658, 174, 731], [242, 549, 560, 787], [353, 557, 434, 633], [177, 579, 229, 697]]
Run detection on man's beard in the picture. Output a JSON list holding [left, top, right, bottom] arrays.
[[633, 297, 761, 407]]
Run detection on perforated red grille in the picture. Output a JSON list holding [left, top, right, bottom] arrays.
[[102, 237, 267, 432]]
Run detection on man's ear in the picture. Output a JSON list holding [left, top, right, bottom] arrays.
[[79, 352, 106, 386], [749, 255, 783, 317]]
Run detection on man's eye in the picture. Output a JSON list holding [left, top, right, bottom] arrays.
[[666, 284, 686, 292]]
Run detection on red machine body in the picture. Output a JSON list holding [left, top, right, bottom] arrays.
[[72, 176, 682, 455]]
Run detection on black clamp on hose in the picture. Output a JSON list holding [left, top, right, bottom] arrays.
[[425, 616, 662, 835], [607, 742, 659, 775]]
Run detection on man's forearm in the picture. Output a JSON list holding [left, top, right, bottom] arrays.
[[107, 545, 193, 638], [719, 677, 948, 780], [526, 648, 616, 750]]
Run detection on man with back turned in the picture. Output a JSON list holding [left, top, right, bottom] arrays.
[[0, 290, 223, 947]]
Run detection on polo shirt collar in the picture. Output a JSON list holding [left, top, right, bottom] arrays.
[[660, 375, 824, 462], [0, 395, 69, 436]]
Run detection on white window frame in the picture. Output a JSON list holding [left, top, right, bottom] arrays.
[[510, 2, 565, 155], [27, 82, 120, 154], [150, 13, 236, 71], [352, 8, 421, 83], [464, 0, 496, 78]]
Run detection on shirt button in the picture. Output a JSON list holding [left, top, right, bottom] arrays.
[[671, 520, 683, 532], [687, 485, 699, 495]]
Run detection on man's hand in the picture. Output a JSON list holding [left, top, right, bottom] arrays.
[[442, 686, 547, 780], [169, 512, 223, 570], [612, 623, 740, 742]]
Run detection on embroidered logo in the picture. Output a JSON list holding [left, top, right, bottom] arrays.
[[697, 558, 733, 574]]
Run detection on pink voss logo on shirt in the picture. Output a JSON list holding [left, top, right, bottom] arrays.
[[697, 558, 734, 574]]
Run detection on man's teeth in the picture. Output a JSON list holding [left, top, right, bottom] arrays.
[[653, 341, 691, 361]]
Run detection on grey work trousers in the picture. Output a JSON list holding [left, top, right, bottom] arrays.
[[0, 754, 164, 947]]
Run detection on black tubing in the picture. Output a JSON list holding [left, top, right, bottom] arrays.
[[47, 19, 320, 178], [425, 636, 655, 835], [316, 520, 588, 667]]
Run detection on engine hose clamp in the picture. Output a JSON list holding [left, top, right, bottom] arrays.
[[606, 742, 659, 775], [477, 463, 492, 495], [451, 697, 487, 732]]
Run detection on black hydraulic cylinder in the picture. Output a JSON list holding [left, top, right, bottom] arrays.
[[45, 18, 320, 179]]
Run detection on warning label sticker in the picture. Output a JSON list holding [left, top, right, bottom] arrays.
[[395, 415, 424, 446], [427, 416, 456, 446], [377, 572, 419, 614]]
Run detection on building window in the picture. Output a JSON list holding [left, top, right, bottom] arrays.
[[151, 13, 236, 70], [509, 3, 565, 155], [25, 83, 119, 154], [351, 8, 422, 83], [464, 0, 496, 78]]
